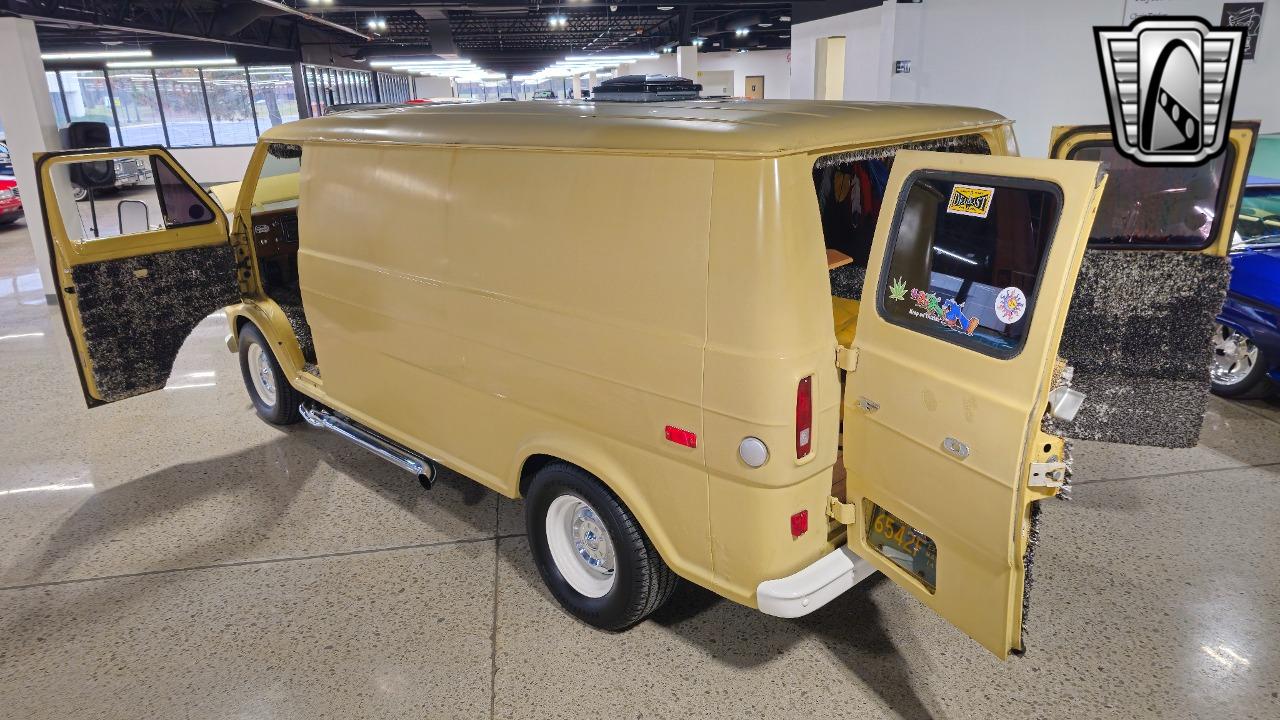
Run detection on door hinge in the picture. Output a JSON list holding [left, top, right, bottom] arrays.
[[1028, 460, 1068, 489], [836, 345, 858, 371], [827, 495, 858, 525]]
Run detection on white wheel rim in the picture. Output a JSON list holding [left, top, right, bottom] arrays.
[[246, 342, 278, 407], [1211, 323, 1259, 386], [545, 494, 616, 598]]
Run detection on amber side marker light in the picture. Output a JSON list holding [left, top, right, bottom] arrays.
[[796, 376, 813, 458]]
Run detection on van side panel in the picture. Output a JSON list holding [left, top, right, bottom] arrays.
[[703, 156, 842, 605], [297, 143, 716, 586]]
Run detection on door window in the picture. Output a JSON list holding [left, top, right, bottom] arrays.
[[51, 154, 215, 242], [1065, 142, 1232, 249], [877, 172, 1062, 358]]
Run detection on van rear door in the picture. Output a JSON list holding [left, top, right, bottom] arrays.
[[34, 147, 239, 406], [840, 150, 1107, 659], [1047, 123, 1259, 447]]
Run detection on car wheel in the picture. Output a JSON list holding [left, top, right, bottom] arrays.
[[0, 215, 17, 226], [237, 322, 302, 424], [525, 462, 677, 630], [1210, 323, 1275, 398]]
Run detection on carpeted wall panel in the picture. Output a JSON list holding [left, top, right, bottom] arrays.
[[1048, 249, 1231, 448], [70, 245, 240, 402]]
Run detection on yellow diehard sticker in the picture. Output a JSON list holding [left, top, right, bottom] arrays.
[[946, 184, 995, 218]]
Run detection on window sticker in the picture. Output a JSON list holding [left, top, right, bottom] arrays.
[[994, 286, 1028, 324], [946, 184, 995, 218], [888, 276, 908, 301], [902, 288, 980, 336]]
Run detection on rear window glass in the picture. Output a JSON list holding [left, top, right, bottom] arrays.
[[1066, 142, 1231, 249], [878, 172, 1062, 358], [814, 134, 992, 300]]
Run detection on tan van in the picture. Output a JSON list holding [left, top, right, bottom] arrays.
[[34, 101, 1258, 659]]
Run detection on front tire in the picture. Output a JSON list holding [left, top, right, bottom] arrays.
[[237, 322, 301, 424], [1210, 323, 1275, 398], [525, 462, 676, 630]]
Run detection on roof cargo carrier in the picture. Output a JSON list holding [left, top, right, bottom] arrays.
[[592, 74, 702, 102]]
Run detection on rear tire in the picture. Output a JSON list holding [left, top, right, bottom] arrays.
[[525, 462, 676, 630], [238, 322, 301, 424], [1210, 323, 1275, 399]]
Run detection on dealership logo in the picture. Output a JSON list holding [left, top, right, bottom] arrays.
[[1095, 17, 1244, 165]]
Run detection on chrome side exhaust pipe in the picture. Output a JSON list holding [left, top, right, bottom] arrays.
[[300, 404, 437, 488]]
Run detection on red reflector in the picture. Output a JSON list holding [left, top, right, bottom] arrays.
[[791, 510, 809, 537], [664, 425, 697, 448], [796, 375, 813, 458]]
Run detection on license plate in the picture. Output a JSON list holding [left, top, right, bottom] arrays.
[[866, 503, 937, 592]]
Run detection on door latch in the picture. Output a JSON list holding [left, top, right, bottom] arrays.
[[856, 396, 879, 413], [1028, 460, 1068, 488]]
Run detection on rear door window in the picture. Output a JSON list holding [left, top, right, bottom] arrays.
[[878, 172, 1063, 358], [1065, 142, 1232, 249]]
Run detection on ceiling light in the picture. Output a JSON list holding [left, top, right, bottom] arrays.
[[657, 5, 675, 9], [42, 49, 153, 61], [780, 34, 790, 39], [759, 23, 773, 28], [107, 58, 237, 68], [366, 18, 387, 31], [735, 28, 750, 37], [780, 16, 790, 22]]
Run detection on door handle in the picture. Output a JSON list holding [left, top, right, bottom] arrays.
[[942, 437, 969, 460]]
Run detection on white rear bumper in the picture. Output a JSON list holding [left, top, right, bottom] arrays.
[[756, 547, 878, 618]]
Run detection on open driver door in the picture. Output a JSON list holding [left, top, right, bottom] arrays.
[[839, 150, 1107, 658], [35, 147, 241, 406]]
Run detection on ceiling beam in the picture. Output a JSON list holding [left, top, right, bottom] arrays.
[[241, 0, 371, 41]]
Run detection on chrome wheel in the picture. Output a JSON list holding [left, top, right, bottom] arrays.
[[545, 494, 616, 598], [246, 342, 278, 407], [1211, 324, 1259, 386]]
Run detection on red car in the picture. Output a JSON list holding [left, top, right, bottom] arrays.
[[0, 176, 21, 226]]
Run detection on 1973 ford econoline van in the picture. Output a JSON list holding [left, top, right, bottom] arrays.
[[33, 100, 1258, 659]]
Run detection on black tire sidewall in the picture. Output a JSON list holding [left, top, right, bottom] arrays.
[[237, 323, 296, 423], [525, 466, 647, 630]]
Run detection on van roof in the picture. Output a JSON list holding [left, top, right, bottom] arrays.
[[261, 99, 1009, 158]]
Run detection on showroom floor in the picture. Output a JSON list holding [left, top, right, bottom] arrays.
[[0, 221, 1276, 720]]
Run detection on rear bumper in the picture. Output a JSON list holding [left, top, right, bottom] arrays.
[[756, 546, 877, 618]]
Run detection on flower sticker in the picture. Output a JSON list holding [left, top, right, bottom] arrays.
[[994, 286, 1027, 324]]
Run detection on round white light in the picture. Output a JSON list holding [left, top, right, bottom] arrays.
[[739, 437, 769, 468]]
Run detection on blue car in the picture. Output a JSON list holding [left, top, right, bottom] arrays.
[[1212, 175, 1280, 397]]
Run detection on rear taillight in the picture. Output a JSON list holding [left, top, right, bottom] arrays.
[[796, 375, 813, 458]]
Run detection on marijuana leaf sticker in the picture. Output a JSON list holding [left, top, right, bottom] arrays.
[[888, 276, 907, 301]]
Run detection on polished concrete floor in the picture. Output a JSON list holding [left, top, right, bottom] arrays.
[[1, 219, 1277, 719]]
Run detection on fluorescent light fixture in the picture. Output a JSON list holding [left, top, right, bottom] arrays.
[[42, 49, 153, 61], [0, 332, 44, 341], [658, 5, 675, 10], [107, 58, 237, 68]]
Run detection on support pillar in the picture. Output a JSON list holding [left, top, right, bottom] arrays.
[[571, 74, 582, 100], [676, 45, 698, 81], [814, 36, 847, 101], [0, 17, 63, 303]]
